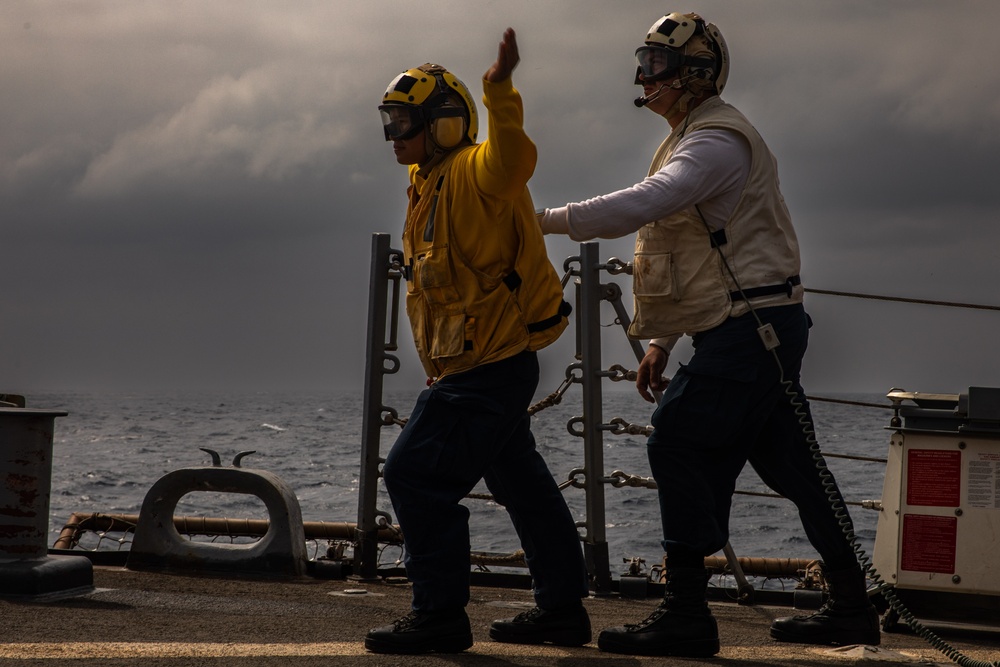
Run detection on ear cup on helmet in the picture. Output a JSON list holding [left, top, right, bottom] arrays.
[[430, 115, 466, 149], [638, 13, 730, 94], [380, 64, 479, 147]]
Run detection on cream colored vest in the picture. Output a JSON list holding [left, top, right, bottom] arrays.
[[628, 97, 802, 340]]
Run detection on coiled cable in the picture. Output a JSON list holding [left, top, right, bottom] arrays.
[[698, 202, 997, 666]]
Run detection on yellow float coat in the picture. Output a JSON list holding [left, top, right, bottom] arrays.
[[402, 77, 569, 379]]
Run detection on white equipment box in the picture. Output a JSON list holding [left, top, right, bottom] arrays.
[[873, 387, 1000, 625]]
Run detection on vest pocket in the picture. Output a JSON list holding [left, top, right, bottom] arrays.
[[633, 250, 679, 301], [413, 245, 460, 306], [430, 312, 466, 360]]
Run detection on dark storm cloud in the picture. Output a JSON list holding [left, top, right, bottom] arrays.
[[2, 0, 999, 396]]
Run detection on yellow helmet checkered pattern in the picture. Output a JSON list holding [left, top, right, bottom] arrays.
[[379, 64, 478, 148]]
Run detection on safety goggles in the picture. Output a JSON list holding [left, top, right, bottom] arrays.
[[634, 45, 685, 82], [378, 105, 426, 142]]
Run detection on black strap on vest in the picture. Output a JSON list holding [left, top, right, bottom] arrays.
[[709, 228, 728, 248], [527, 300, 573, 333], [503, 270, 572, 332], [422, 175, 446, 242], [729, 275, 801, 302]]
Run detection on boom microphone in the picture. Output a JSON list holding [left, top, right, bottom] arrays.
[[633, 81, 678, 108]]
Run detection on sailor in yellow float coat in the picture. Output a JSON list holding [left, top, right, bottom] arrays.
[[365, 29, 590, 656], [399, 70, 569, 381]]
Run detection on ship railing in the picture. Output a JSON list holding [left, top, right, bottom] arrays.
[[53, 233, 998, 601], [354, 234, 901, 596]]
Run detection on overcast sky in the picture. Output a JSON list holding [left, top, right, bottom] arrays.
[[3, 0, 1000, 399]]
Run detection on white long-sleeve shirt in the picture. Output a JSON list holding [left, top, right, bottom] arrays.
[[540, 128, 751, 352]]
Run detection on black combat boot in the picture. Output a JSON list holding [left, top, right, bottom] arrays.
[[598, 567, 720, 657], [489, 602, 592, 646], [364, 608, 473, 654], [770, 563, 881, 646]]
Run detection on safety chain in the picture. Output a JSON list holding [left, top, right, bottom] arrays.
[[604, 363, 637, 383], [388, 252, 405, 274], [567, 468, 658, 490], [603, 257, 633, 275], [607, 417, 653, 437], [381, 406, 408, 428], [565, 472, 877, 510], [374, 511, 404, 542], [528, 367, 579, 416], [468, 478, 576, 503], [381, 363, 642, 428], [607, 470, 657, 489], [378, 359, 586, 425]]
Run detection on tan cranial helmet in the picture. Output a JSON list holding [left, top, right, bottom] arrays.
[[636, 12, 729, 96], [679, 29, 720, 97]]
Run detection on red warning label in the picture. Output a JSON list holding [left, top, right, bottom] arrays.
[[900, 514, 957, 574], [906, 449, 961, 507]]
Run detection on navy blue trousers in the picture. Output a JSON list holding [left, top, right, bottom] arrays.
[[647, 303, 859, 570], [383, 350, 589, 611]]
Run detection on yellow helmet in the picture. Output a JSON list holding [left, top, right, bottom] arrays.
[[635, 12, 729, 94], [378, 63, 478, 150]]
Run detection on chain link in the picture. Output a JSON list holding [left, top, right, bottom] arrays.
[[381, 406, 408, 427], [528, 368, 578, 416], [566, 468, 586, 489], [607, 470, 658, 489], [603, 257, 633, 275], [605, 364, 637, 382], [607, 417, 653, 437], [388, 252, 405, 273], [567, 468, 658, 489], [560, 256, 582, 289]]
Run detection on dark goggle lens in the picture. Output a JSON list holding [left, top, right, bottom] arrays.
[[379, 106, 424, 141], [635, 46, 682, 80]]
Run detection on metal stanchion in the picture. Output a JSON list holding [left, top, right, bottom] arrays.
[[578, 242, 612, 594], [355, 233, 401, 580]]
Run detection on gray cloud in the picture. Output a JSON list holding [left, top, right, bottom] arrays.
[[2, 0, 999, 397]]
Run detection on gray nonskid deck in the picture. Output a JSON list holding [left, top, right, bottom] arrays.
[[1, 567, 997, 666]]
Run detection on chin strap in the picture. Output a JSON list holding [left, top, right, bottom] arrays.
[[661, 71, 711, 124], [663, 91, 696, 124], [416, 144, 449, 178], [417, 130, 467, 178]]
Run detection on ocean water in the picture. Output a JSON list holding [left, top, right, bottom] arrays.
[[36, 386, 891, 571]]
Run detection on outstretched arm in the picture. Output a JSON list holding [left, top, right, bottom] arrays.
[[474, 27, 535, 199]]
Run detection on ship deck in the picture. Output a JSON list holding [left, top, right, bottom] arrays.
[[2, 565, 998, 666]]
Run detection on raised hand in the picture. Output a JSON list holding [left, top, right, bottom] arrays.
[[484, 27, 519, 83]]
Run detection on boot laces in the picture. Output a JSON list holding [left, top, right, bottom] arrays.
[[392, 610, 422, 631], [815, 599, 866, 618], [627, 602, 670, 631], [514, 606, 546, 623]]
